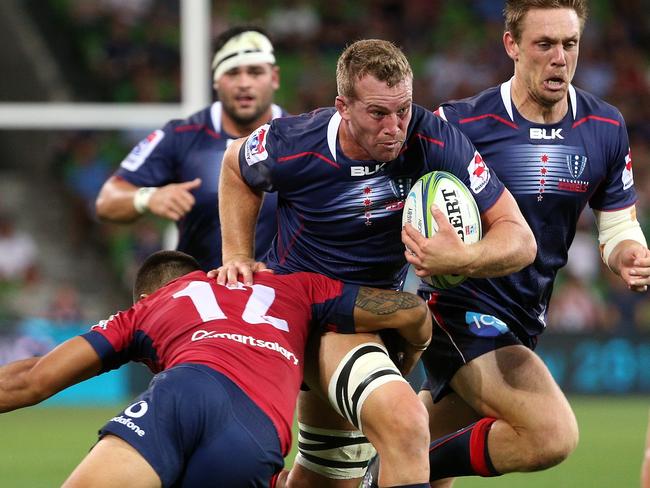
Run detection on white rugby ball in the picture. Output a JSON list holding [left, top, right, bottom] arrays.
[[402, 171, 482, 288]]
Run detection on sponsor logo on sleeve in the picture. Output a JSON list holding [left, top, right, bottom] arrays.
[[244, 124, 270, 165], [91, 313, 117, 331], [622, 149, 634, 190], [467, 151, 490, 193], [120, 130, 165, 171]]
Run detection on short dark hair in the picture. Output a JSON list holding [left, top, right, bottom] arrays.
[[133, 250, 200, 303], [504, 0, 588, 42], [214, 25, 273, 53]]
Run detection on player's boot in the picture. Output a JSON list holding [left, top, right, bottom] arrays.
[[362, 454, 380, 488]]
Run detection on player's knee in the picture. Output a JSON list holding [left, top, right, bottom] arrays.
[[373, 395, 430, 459], [524, 412, 579, 470]]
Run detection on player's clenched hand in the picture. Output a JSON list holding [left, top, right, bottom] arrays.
[[614, 242, 650, 292], [148, 178, 202, 221], [402, 205, 469, 278], [207, 255, 272, 286]]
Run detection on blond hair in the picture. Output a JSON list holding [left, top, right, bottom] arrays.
[[336, 39, 412, 99], [504, 0, 588, 42]]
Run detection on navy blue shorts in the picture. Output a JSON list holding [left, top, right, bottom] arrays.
[[420, 299, 537, 402], [99, 363, 283, 487]]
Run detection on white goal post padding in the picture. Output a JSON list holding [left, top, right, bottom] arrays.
[[0, 0, 211, 130]]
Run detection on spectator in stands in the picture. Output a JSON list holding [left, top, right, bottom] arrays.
[[0, 213, 38, 286]]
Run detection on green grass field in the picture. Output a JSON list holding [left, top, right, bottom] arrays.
[[1, 396, 647, 487]]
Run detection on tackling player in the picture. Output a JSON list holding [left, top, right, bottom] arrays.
[[366, 1, 650, 486], [0, 250, 432, 488], [212, 39, 537, 487], [95, 26, 286, 271]]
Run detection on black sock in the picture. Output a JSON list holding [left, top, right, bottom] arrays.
[[428, 417, 500, 481]]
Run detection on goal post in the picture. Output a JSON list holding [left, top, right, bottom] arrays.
[[0, 0, 211, 130]]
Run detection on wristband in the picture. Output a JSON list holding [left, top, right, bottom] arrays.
[[408, 337, 431, 351], [133, 187, 157, 214]]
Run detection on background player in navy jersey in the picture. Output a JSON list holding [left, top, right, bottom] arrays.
[[0, 250, 432, 488], [211, 39, 536, 487], [95, 26, 285, 271], [363, 1, 650, 487]]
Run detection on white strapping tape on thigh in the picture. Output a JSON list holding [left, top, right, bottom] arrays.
[[327, 342, 406, 432], [294, 423, 376, 479]]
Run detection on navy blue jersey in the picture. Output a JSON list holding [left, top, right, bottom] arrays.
[[239, 105, 505, 288], [114, 102, 286, 271], [436, 80, 637, 335]]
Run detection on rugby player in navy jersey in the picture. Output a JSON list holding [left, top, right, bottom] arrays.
[[364, 1, 650, 487], [211, 39, 536, 487], [0, 250, 432, 488], [95, 26, 286, 271]]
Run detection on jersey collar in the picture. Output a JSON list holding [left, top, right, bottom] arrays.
[[327, 110, 342, 162], [500, 77, 577, 122]]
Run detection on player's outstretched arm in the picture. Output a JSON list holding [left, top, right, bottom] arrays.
[[0, 336, 102, 413], [213, 137, 267, 286], [96, 175, 201, 222], [352, 287, 432, 373]]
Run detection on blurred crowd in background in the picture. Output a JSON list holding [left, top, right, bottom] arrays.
[[1, 0, 649, 334]]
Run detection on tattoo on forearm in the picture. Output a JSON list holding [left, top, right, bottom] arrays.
[[355, 287, 420, 315]]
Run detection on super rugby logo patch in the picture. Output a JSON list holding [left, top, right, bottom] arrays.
[[622, 149, 633, 190], [245, 124, 270, 165], [120, 130, 165, 171], [467, 151, 490, 193]]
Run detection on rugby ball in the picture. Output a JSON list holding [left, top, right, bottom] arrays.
[[402, 171, 482, 288]]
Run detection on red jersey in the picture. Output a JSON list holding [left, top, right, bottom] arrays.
[[82, 270, 359, 454]]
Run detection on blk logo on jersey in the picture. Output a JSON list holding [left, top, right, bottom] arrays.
[[530, 128, 564, 140], [465, 311, 509, 337], [622, 149, 634, 190], [566, 154, 587, 179], [245, 124, 270, 165], [467, 151, 490, 193], [350, 163, 386, 177]]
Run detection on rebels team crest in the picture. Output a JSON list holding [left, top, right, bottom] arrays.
[[389, 177, 413, 200], [566, 154, 587, 179]]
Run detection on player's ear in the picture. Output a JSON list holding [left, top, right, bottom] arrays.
[[271, 65, 280, 91], [138, 293, 149, 301], [335, 96, 350, 120], [503, 31, 519, 61]]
